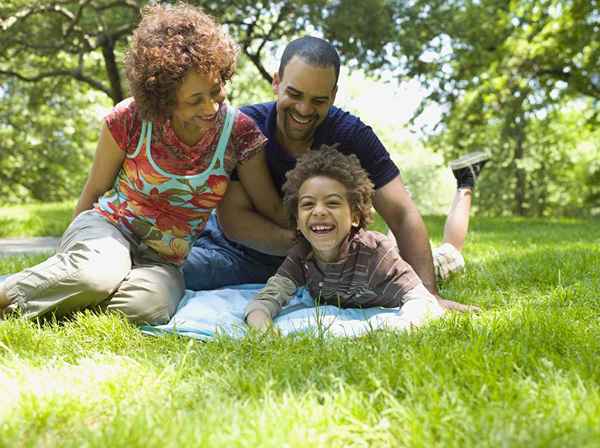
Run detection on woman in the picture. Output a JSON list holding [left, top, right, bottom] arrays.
[[0, 3, 285, 324]]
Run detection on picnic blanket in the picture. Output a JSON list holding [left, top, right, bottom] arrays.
[[141, 284, 420, 340], [0, 275, 418, 339]]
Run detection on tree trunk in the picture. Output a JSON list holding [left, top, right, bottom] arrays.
[[513, 119, 526, 216], [101, 37, 124, 105]]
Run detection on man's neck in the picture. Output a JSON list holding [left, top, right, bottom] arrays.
[[276, 129, 312, 158]]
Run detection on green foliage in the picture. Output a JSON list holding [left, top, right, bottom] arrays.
[[0, 79, 107, 205], [395, 0, 600, 216], [1, 217, 600, 446], [0, 0, 597, 214]]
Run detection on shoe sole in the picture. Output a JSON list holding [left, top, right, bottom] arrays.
[[450, 151, 491, 170]]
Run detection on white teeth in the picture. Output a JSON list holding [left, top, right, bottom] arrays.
[[310, 224, 334, 232], [290, 112, 311, 124]]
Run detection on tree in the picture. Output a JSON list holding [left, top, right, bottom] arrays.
[[0, 0, 396, 104], [0, 78, 105, 204], [392, 0, 600, 215]]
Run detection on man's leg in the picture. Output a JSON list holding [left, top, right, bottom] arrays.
[[182, 212, 284, 291], [434, 151, 490, 280]]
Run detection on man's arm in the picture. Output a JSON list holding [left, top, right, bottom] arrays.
[[373, 175, 480, 312], [217, 180, 295, 256], [373, 175, 438, 296]]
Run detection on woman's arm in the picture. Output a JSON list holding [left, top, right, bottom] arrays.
[[236, 147, 288, 229], [73, 122, 125, 219]]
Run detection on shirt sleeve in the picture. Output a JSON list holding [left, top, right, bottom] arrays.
[[350, 123, 400, 190], [231, 110, 268, 163], [244, 273, 297, 319], [243, 242, 308, 319], [104, 98, 140, 154], [368, 236, 422, 307]]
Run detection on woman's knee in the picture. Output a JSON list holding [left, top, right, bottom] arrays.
[[72, 240, 132, 299], [107, 266, 184, 325]]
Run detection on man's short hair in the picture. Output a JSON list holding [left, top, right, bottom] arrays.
[[278, 36, 341, 86]]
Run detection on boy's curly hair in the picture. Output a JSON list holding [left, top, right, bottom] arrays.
[[283, 145, 374, 230], [125, 2, 239, 122]]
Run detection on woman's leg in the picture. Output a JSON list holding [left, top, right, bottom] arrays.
[[0, 211, 131, 320], [435, 151, 490, 280], [104, 262, 184, 325]]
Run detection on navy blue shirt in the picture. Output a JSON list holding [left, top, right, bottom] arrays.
[[234, 102, 400, 194]]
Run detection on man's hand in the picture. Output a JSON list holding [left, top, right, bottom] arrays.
[[435, 295, 481, 313]]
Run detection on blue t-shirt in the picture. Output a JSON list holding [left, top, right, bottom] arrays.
[[235, 102, 400, 194]]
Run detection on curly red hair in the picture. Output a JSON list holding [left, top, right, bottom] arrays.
[[125, 2, 238, 121]]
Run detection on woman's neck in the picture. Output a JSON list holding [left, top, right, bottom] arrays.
[[171, 117, 206, 146]]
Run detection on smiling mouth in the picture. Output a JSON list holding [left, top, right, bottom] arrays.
[[196, 112, 218, 122], [289, 110, 314, 126], [310, 224, 335, 234]]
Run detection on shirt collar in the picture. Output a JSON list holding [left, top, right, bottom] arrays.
[[305, 228, 360, 263]]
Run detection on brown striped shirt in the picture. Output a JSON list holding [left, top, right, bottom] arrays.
[[245, 229, 422, 319]]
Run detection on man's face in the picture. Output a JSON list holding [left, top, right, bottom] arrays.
[[272, 56, 337, 150]]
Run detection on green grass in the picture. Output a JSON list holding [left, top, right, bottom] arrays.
[[0, 201, 75, 237], [1, 206, 600, 447]]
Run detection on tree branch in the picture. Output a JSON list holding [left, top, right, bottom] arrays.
[[0, 69, 111, 97]]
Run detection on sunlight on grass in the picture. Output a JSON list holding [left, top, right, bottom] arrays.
[[0, 201, 74, 237], [1, 216, 600, 446]]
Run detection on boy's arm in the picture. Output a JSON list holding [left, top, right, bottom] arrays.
[[368, 238, 444, 328], [397, 283, 445, 328], [373, 176, 438, 295], [245, 274, 297, 329]]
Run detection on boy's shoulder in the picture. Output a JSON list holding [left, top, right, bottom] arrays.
[[351, 229, 396, 254]]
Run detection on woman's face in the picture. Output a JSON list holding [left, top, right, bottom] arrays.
[[171, 70, 226, 133]]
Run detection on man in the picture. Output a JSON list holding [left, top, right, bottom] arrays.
[[183, 36, 481, 311]]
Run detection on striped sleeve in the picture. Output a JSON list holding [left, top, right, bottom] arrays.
[[368, 237, 422, 307]]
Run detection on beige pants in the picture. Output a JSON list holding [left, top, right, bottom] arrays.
[[432, 242, 465, 281], [3, 210, 184, 324]]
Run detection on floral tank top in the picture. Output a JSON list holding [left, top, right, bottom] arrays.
[[95, 98, 266, 266]]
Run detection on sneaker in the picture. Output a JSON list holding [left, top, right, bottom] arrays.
[[450, 151, 490, 189]]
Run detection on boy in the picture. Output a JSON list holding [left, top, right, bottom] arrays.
[[245, 147, 444, 330]]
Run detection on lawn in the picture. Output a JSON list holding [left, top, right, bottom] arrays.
[[1, 203, 599, 447]]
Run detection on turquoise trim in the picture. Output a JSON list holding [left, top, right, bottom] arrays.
[[127, 120, 147, 159], [143, 106, 234, 180]]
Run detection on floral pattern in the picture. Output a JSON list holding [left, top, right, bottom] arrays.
[[95, 98, 267, 265]]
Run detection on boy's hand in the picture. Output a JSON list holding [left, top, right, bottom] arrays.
[[246, 310, 273, 330]]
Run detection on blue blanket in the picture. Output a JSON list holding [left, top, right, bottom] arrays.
[[141, 284, 415, 340], [0, 275, 414, 339]]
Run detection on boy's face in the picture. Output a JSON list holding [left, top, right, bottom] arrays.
[[297, 175, 359, 263]]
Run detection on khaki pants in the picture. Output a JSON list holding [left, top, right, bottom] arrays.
[[432, 242, 465, 281], [3, 210, 184, 325]]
